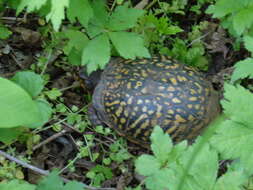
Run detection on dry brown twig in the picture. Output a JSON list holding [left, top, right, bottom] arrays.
[[0, 150, 116, 190], [32, 129, 70, 151]]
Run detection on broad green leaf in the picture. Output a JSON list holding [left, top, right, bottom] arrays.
[[86, 0, 107, 38], [167, 140, 187, 163], [221, 84, 253, 126], [162, 140, 218, 190], [108, 4, 144, 31], [0, 180, 35, 190], [145, 168, 171, 190], [135, 155, 160, 176], [211, 120, 253, 172], [233, 7, 253, 36], [86, 24, 104, 38], [240, 154, 253, 176], [0, 26, 12, 39], [12, 71, 44, 98], [67, 0, 93, 28], [243, 35, 253, 53], [214, 171, 247, 190], [206, 0, 242, 18], [67, 48, 82, 65], [82, 34, 110, 73], [108, 31, 150, 59], [231, 155, 253, 177], [37, 171, 63, 190], [150, 126, 173, 165], [0, 127, 24, 144], [63, 29, 88, 66], [231, 58, 253, 82], [17, 0, 47, 14], [90, 0, 108, 25], [28, 99, 52, 128], [63, 181, 83, 190], [6, 0, 22, 9], [166, 163, 202, 190], [46, 0, 69, 31], [63, 29, 89, 54], [0, 77, 41, 128], [134, 126, 187, 190], [177, 140, 218, 190]]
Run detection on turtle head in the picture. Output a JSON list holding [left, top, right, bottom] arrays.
[[79, 68, 103, 91], [79, 57, 123, 91]]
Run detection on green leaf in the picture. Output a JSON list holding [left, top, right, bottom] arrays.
[[243, 35, 253, 53], [178, 140, 218, 190], [86, 0, 108, 38], [108, 31, 150, 59], [145, 168, 171, 190], [63, 29, 88, 66], [86, 24, 104, 38], [28, 99, 52, 128], [0, 26, 12, 39], [134, 126, 187, 190], [45, 88, 62, 100], [108, 4, 144, 31], [0, 77, 41, 128], [89, 165, 113, 179], [231, 155, 253, 177], [90, 0, 108, 25], [221, 84, 253, 126], [165, 163, 201, 190], [163, 25, 183, 35], [211, 120, 253, 174], [82, 34, 110, 73], [67, 48, 82, 65], [150, 126, 173, 165], [214, 171, 246, 190], [0, 127, 24, 144], [167, 140, 187, 163], [135, 155, 160, 176], [67, 0, 93, 28], [0, 180, 36, 190], [62, 181, 83, 190], [46, 0, 69, 31], [37, 171, 63, 190], [17, 0, 47, 14], [12, 71, 44, 98], [233, 7, 253, 36], [206, 0, 242, 18], [231, 58, 253, 82], [63, 29, 89, 54], [166, 140, 218, 190]]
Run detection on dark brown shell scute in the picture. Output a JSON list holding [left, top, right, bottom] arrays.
[[90, 56, 220, 145]]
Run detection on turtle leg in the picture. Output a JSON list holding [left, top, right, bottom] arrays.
[[87, 103, 103, 126]]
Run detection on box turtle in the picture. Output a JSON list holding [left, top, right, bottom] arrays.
[[88, 56, 220, 146]]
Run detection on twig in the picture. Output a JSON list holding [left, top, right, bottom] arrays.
[[0, 150, 49, 175], [10, 51, 25, 69], [34, 105, 87, 133], [187, 32, 210, 47], [62, 122, 82, 133], [0, 150, 116, 190], [40, 50, 62, 76], [59, 81, 80, 92], [32, 129, 69, 150], [1, 16, 25, 21], [145, 0, 158, 10], [134, 0, 149, 9]]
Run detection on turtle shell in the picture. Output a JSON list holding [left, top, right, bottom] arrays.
[[90, 56, 220, 146]]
